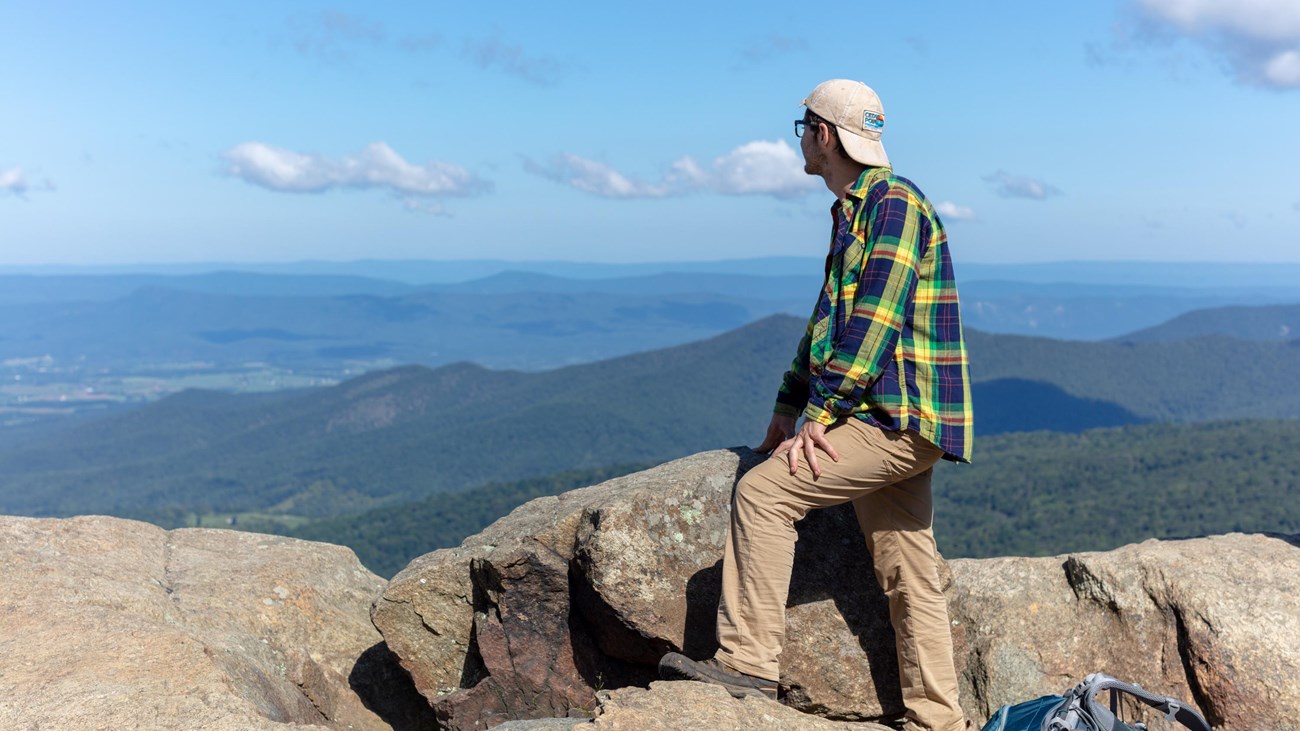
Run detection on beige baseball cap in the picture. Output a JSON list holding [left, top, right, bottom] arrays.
[[802, 79, 890, 168]]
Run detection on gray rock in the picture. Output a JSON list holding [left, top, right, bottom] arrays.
[[373, 451, 758, 729], [491, 719, 590, 731], [376, 448, 1300, 730], [10, 455, 1296, 731], [479, 682, 898, 730], [0, 515, 433, 731], [587, 681, 895, 730], [572, 453, 964, 720], [375, 448, 950, 725], [948, 532, 1300, 730]]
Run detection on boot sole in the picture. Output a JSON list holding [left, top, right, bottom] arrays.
[[658, 653, 778, 700]]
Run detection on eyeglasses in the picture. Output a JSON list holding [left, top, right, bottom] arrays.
[[793, 117, 824, 138]]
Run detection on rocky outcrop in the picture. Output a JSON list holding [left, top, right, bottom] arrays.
[[374, 449, 960, 728], [951, 532, 1300, 730], [489, 682, 894, 731], [5, 452, 1297, 731], [371, 450, 763, 730], [0, 515, 433, 731], [375, 448, 1300, 731], [585, 681, 894, 730]]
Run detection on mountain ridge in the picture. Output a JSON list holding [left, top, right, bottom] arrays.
[[1114, 302, 1300, 342], [3, 315, 1300, 523]]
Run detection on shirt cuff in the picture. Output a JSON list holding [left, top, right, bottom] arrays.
[[802, 402, 836, 426], [773, 402, 802, 418]]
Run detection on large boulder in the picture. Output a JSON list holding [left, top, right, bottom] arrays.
[[0, 515, 433, 731], [372, 450, 761, 730], [376, 448, 1300, 731], [374, 448, 963, 728], [8, 456, 1295, 731], [949, 532, 1300, 730]]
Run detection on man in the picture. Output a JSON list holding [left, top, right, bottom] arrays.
[[660, 79, 974, 731]]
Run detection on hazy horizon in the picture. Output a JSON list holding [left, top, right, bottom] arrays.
[[5, 256, 1300, 288]]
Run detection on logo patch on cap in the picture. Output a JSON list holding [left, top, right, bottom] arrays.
[[863, 111, 885, 131]]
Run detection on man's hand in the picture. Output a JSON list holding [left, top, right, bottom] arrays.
[[771, 420, 840, 478], [755, 414, 797, 454]]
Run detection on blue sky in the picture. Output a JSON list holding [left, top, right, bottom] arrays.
[[2, 1, 1298, 266]]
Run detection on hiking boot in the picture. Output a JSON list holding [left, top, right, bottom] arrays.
[[658, 652, 779, 700]]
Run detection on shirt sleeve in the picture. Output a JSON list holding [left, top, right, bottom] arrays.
[[803, 185, 926, 426], [773, 314, 814, 417]]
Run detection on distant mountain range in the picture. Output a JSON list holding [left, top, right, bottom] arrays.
[[1, 267, 1297, 381], [3, 314, 1299, 524], [4, 259, 1296, 583], [1114, 303, 1300, 342], [7, 257, 1300, 288], [0, 283, 780, 371]]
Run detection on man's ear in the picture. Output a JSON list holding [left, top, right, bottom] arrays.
[[815, 122, 835, 150]]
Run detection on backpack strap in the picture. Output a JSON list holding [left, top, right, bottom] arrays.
[[1069, 674, 1213, 731]]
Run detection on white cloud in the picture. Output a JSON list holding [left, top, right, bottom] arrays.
[[523, 154, 671, 198], [0, 167, 28, 196], [706, 140, 817, 198], [0, 166, 54, 198], [1264, 49, 1300, 85], [982, 171, 1062, 200], [221, 142, 491, 210], [526, 139, 817, 200], [1139, 0, 1300, 42], [935, 201, 976, 221], [1136, 0, 1300, 88]]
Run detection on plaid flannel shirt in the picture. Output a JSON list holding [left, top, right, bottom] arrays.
[[774, 167, 973, 462]]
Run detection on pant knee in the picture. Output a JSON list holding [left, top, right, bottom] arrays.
[[733, 467, 800, 524]]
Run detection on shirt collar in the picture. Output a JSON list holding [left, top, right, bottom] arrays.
[[831, 166, 892, 222], [844, 165, 893, 202]]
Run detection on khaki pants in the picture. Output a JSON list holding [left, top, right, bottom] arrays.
[[715, 417, 966, 731]]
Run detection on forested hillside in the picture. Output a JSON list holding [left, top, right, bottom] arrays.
[[1114, 302, 1300, 343], [932, 419, 1300, 558], [3, 315, 1300, 523], [965, 330, 1300, 421], [285, 420, 1300, 577], [289, 463, 649, 577], [0, 319, 801, 519]]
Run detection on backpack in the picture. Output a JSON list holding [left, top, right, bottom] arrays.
[[980, 673, 1213, 731]]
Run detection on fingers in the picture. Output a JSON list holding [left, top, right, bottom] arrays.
[[781, 428, 838, 477], [774, 422, 840, 477], [804, 438, 821, 478], [813, 433, 840, 462]]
